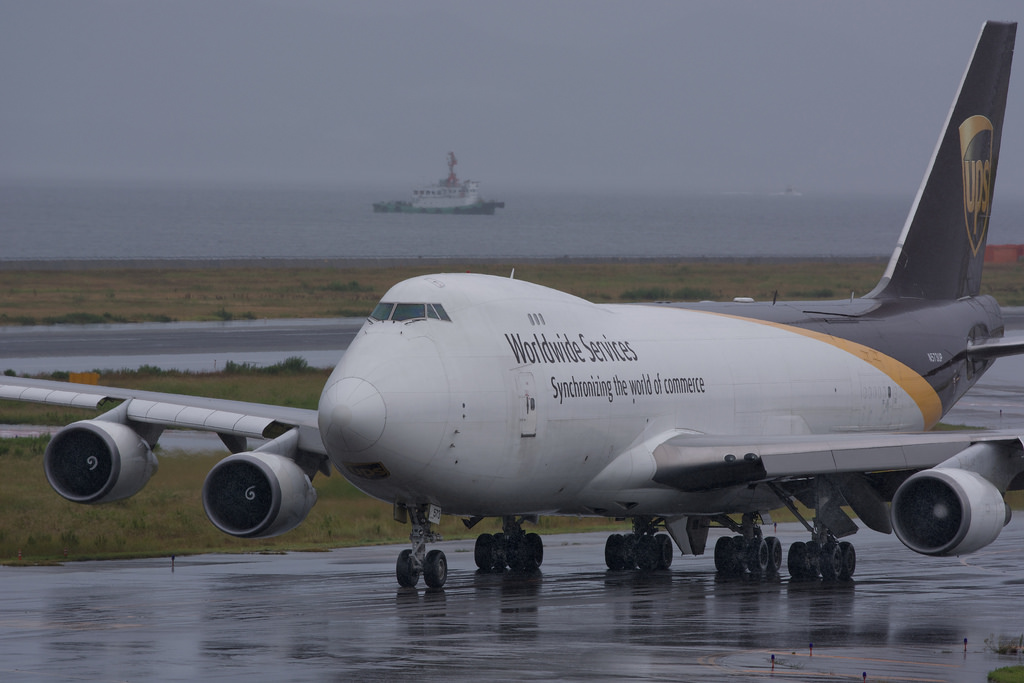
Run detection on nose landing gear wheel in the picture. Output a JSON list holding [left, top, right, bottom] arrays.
[[396, 504, 446, 588], [396, 548, 420, 588], [424, 549, 448, 588]]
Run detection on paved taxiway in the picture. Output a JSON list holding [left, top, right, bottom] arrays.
[[3, 525, 1024, 682], [0, 318, 361, 374]]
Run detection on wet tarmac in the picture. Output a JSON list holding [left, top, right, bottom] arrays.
[[2, 524, 1024, 682]]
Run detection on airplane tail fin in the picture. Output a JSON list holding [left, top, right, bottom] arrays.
[[867, 21, 1016, 300]]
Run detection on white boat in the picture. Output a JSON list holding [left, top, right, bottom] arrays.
[[373, 152, 505, 215]]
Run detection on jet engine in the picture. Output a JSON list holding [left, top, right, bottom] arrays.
[[202, 451, 317, 538], [891, 467, 1010, 556], [44, 420, 158, 504]]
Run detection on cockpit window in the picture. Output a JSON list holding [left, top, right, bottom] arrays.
[[369, 302, 452, 323], [370, 302, 394, 321], [392, 303, 426, 321]]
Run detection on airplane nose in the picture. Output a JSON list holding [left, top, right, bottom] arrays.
[[318, 377, 387, 453]]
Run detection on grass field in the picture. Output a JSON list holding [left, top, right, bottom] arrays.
[[0, 260, 898, 324], [3, 260, 1024, 327]]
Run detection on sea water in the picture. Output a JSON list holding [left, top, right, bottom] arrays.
[[3, 182, 1024, 261]]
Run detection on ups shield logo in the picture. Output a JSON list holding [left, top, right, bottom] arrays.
[[959, 115, 994, 255]]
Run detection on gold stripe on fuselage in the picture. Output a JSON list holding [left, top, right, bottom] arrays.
[[693, 310, 944, 429]]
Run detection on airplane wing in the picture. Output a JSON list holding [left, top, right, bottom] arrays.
[[650, 429, 1024, 491], [968, 333, 1024, 360], [642, 428, 1024, 542], [0, 376, 324, 454]]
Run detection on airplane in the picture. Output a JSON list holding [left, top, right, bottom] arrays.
[[2, 21, 1022, 590]]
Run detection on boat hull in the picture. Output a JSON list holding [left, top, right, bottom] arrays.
[[372, 200, 505, 215]]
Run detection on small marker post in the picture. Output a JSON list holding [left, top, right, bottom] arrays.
[[771, 654, 775, 672], [171, 554, 175, 573], [809, 643, 813, 657], [964, 637, 968, 654], [863, 673, 867, 682]]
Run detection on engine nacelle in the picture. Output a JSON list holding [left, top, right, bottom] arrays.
[[891, 467, 1010, 556], [202, 451, 317, 538], [44, 420, 158, 504]]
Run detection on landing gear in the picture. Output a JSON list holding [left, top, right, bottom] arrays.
[[711, 513, 782, 577], [788, 537, 856, 581], [396, 504, 447, 588], [604, 517, 674, 571], [770, 480, 858, 582], [474, 516, 544, 573]]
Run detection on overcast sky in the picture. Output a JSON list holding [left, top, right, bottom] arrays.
[[2, 1, 1023, 196]]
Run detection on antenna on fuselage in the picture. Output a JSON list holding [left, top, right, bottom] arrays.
[[510, 268, 516, 280]]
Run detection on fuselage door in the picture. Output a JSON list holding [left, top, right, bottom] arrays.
[[516, 372, 537, 437]]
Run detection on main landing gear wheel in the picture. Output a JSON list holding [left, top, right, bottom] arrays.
[[746, 537, 769, 575], [474, 533, 497, 570], [713, 534, 781, 577], [765, 536, 783, 574], [604, 517, 673, 572], [605, 533, 634, 571], [819, 542, 842, 581], [787, 538, 856, 581], [787, 541, 813, 580], [710, 513, 783, 579], [636, 534, 673, 571], [713, 536, 742, 575], [474, 517, 544, 573], [524, 532, 544, 569], [838, 541, 856, 581]]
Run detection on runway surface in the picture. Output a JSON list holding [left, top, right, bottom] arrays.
[[2, 524, 1024, 682]]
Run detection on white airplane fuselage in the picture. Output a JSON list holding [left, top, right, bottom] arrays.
[[318, 273, 937, 518]]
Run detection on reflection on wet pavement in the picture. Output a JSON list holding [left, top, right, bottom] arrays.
[[2, 524, 1023, 681]]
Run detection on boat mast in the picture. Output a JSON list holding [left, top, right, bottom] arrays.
[[445, 152, 458, 186]]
